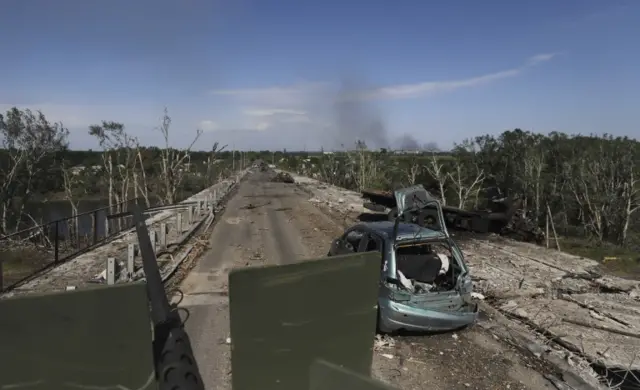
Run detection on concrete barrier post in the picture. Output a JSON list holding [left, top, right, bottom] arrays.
[[159, 223, 167, 249], [127, 243, 135, 278], [104, 218, 109, 237], [213, 189, 218, 204], [176, 213, 183, 233], [106, 257, 116, 285], [197, 199, 203, 214], [150, 230, 157, 254], [188, 205, 194, 224]]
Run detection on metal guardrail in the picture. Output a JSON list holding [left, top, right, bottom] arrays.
[[0, 173, 246, 292], [0, 180, 236, 293], [0, 198, 144, 292]]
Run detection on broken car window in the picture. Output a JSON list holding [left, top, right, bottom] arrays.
[[365, 234, 382, 252]]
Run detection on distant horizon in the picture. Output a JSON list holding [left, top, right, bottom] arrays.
[[18, 126, 636, 155]]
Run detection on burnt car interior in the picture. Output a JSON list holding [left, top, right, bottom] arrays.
[[394, 242, 460, 293], [334, 229, 461, 294]]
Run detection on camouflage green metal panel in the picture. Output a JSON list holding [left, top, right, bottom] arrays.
[[0, 283, 157, 390], [229, 252, 381, 390], [309, 359, 400, 390]]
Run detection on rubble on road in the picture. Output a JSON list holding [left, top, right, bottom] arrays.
[[283, 171, 367, 214], [271, 171, 295, 183], [460, 238, 640, 378], [374, 334, 397, 351], [280, 170, 640, 388]]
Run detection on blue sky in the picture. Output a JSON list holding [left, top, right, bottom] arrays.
[[1, 0, 639, 151]]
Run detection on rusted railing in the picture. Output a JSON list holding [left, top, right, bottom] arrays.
[[0, 198, 141, 292]]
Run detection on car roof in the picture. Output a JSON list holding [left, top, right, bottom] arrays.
[[351, 221, 445, 241]]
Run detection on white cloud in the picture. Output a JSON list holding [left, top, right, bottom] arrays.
[[243, 108, 307, 117], [527, 53, 558, 66], [241, 107, 312, 129], [357, 53, 558, 100], [210, 81, 329, 109], [253, 122, 271, 131], [198, 120, 219, 132], [210, 53, 557, 105]]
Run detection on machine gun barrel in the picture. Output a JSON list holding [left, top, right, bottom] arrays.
[[132, 203, 206, 390]]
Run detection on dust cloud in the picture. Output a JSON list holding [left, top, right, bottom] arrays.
[[323, 76, 431, 151], [395, 134, 421, 151], [331, 78, 389, 150]]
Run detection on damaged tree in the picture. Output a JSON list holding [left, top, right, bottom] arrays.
[[60, 162, 87, 246], [0, 108, 68, 235], [563, 135, 639, 245], [424, 152, 448, 206], [89, 121, 141, 231], [447, 140, 485, 210], [156, 108, 202, 205]]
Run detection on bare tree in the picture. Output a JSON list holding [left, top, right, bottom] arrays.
[[89, 121, 140, 230], [562, 136, 629, 243], [156, 108, 221, 204], [61, 163, 87, 245], [344, 140, 392, 191], [424, 153, 448, 205], [203, 143, 228, 186], [620, 169, 639, 245], [448, 156, 485, 209], [406, 157, 422, 186]]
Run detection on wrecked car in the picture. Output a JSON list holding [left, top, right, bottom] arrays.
[[328, 186, 478, 333]]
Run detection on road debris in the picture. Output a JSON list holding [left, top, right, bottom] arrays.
[[271, 171, 295, 183], [284, 170, 639, 389], [374, 334, 397, 351]]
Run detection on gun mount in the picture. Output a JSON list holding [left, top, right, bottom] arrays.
[[131, 203, 206, 390]]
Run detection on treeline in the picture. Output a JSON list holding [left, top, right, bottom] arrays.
[[3, 105, 638, 251], [0, 107, 238, 235], [281, 130, 640, 249]]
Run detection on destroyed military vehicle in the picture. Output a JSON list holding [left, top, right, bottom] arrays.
[[361, 185, 545, 243], [328, 186, 478, 332]]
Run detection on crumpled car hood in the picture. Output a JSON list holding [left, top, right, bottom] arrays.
[[393, 185, 437, 216]]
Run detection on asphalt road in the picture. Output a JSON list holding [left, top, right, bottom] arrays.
[[178, 171, 339, 390], [177, 170, 560, 390]]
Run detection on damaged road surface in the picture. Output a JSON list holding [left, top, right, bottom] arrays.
[[462, 237, 640, 387], [176, 170, 340, 390], [177, 169, 598, 390]]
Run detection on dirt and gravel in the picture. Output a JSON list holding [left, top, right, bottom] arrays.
[[287, 171, 640, 390], [177, 169, 597, 390]]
